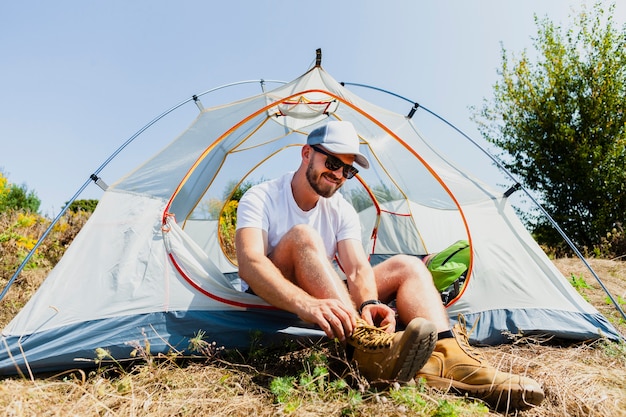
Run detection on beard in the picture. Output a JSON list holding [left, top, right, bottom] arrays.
[[305, 159, 344, 198]]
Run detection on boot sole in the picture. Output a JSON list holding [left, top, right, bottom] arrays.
[[392, 318, 437, 382], [419, 375, 545, 411]]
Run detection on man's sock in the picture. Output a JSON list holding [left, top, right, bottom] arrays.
[[437, 329, 454, 340]]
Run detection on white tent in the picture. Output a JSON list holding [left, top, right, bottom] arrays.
[[1, 57, 620, 375]]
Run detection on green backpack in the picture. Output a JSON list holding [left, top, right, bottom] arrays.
[[425, 240, 470, 305]]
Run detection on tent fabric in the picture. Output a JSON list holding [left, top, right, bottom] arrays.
[[1, 310, 323, 375], [1, 64, 621, 375], [462, 309, 619, 345]]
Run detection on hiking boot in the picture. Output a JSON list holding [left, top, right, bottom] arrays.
[[348, 317, 437, 383], [416, 316, 544, 411]]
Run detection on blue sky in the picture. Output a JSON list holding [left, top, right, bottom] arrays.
[[1, 1, 624, 215]]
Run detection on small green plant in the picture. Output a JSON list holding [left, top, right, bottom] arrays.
[[604, 294, 625, 307], [246, 329, 268, 360], [270, 376, 303, 413], [383, 381, 489, 415], [270, 375, 297, 403], [598, 339, 626, 366], [569, 274, 593, 302], [187, 329, 224, 357], [432, 400, 458, 417], [570, 274, 591, 290], [432, 398, 489, 416], [115, 375, 133, 394], [388, 385, 428, 411], [341, 389, 363, 416], [269, 351, 361, 415], [299, 365, 324, 391], [570, 273, 592, 293]]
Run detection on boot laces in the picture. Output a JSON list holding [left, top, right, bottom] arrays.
[[455, 314, 485, 361], [350, 320, 393, 349]]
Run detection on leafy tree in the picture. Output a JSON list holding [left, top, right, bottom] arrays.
[[474, 3, 626, 252], [0, 171, 40, 213]]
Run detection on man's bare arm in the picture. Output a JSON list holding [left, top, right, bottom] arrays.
[[337, 239, 396, 332], [235, 227, 355, 340]]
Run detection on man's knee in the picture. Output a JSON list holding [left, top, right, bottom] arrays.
[[386, 254, 433, 282], [270, 225, 324, 279], [279, 224, 325, 252], [386, 253, 419, 268], [287, 224, 321, 242]]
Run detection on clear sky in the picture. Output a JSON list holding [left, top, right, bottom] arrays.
[[1, 0, 624, 215]]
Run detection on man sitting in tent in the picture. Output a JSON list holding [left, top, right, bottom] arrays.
[[235, 120, 544, 410]]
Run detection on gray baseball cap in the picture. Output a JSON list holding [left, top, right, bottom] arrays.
[[306, 121, 370, 169]]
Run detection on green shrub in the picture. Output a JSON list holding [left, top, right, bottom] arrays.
[[66, 199, 99, 213], [0, 171, 40, 214], [0, 209, 90, 283]]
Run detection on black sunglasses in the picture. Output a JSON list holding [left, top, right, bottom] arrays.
[[311, 146, 359, 179]]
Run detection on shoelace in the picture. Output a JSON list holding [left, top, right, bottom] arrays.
[[350, 320, 393, 349], [455, 314, 485, 361]]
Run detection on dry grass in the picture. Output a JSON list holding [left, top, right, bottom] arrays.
[[552, 258, 626, 335], [0, 257, 625, 416]]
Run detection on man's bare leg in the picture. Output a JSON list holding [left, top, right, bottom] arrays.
[[373, 255, 546, 409], [373, 254, 450, 331], [269, 224, 355, 311]]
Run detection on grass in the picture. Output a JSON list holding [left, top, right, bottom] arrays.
[[0, 212, 625, 416], [1, 260, 624, 416]]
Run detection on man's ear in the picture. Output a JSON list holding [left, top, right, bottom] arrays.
[[302, 144, 312, 161]]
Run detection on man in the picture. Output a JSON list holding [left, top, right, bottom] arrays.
[[235, 120, 544, 410]]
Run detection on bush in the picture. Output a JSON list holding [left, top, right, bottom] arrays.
[[593, 223, 626, 260], [66, 199, 99, 213], [537, 222, 626, 260], [0, 171, 40, 214], [0, 209, 90, 284]]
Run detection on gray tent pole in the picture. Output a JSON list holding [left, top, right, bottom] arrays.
[[0, 79, 287, 302], [342, 81, 626, 322]]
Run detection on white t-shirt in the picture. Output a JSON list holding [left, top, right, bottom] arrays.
[[236, 172, 362, 260]]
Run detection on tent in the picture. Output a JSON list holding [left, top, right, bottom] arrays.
[[1, 53, 621, 375]]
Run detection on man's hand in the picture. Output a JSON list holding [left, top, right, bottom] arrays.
[[360, 303, 396, 333], [297, 298, 357, 342]]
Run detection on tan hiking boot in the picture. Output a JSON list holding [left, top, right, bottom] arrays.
[[416, 316, 544, 411], [348, 317, 437, 383]]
